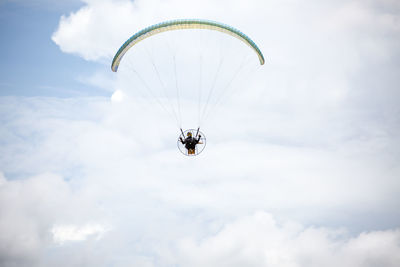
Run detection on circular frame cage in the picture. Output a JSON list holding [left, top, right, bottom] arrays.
[[177, 129, 206, 156]]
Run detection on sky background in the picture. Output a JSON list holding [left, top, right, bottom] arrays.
[[1, 0, 400, 266]]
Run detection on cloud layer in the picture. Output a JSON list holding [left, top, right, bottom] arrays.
[[1, 166, 399, 267], [177, 212, 400, 267], [0, 90, 399, 266]]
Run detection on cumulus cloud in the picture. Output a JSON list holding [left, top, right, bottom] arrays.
[[52, 0, 137, 61], [0, 172, 108, 266], [0, 93, 399, 265], [1, 93, 400, 267], [177, 212, 400, 267], [51, 223, 109, 244], [1, 165, 399, 266]]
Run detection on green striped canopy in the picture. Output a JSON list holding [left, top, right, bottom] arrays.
[[111, 19, 265, 72]]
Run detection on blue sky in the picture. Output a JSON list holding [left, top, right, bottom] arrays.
[[0, 1, 105, 97], [0, 0, 400, 266]]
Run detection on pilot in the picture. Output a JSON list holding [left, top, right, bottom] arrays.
[[179, 132, 202, 155]]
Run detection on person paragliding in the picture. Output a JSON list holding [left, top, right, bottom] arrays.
[[111, 19, 265, 156], [179, 130, 202, 155]]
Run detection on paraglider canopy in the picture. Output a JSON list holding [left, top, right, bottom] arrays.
[[111, 19, 265, 72]]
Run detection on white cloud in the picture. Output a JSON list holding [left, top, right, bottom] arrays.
[[0, 91, 399, 265], [51, 223, 109, 244], [0, 173, 71, 265], [111, 89, 124, 102], [177, 212, 400, 267]]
